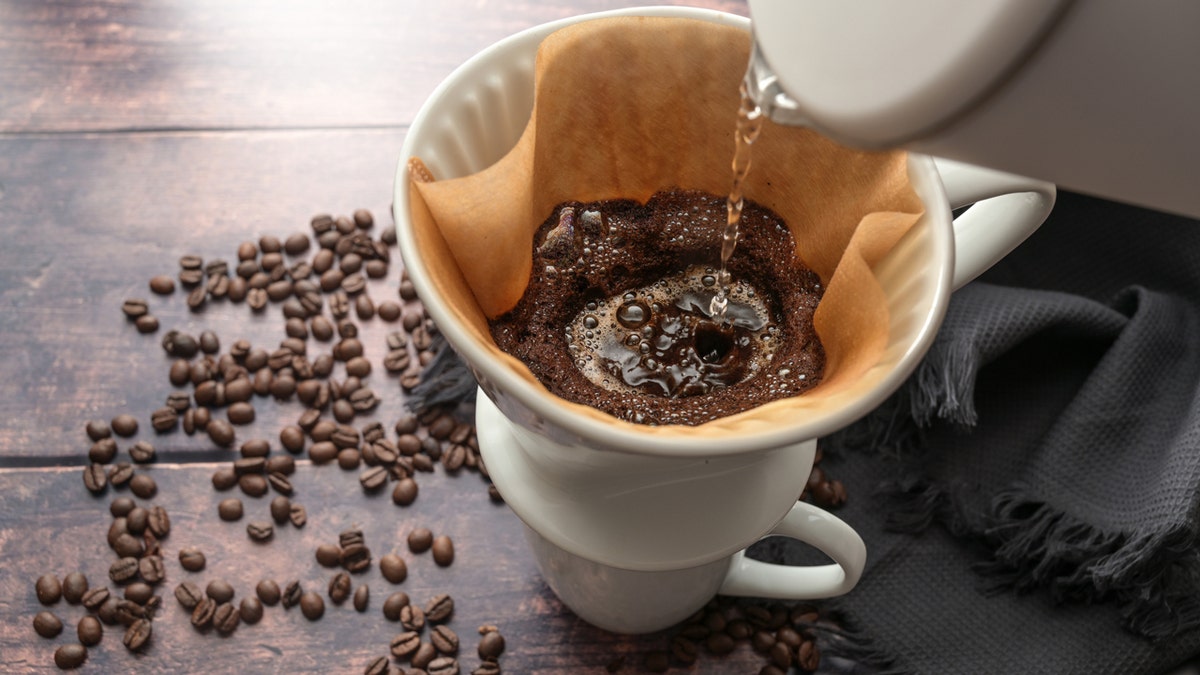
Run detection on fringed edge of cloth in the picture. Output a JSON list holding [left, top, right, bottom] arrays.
[[406, 332, 478, 415]]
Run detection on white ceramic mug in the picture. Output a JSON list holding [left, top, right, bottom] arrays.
[[394, 6, 1055, 633]]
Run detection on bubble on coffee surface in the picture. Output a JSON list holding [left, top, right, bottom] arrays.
[[566, 265, 778, 398]]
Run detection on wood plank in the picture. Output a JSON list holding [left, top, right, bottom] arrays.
[[0, 464, 770, 673], [0, 130, 405, 460], [0, 0, 748, 133]]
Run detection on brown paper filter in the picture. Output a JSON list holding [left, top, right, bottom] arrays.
[[408, 16, 924, 434]]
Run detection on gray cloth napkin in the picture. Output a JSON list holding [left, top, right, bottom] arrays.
[[757, 192, 1200, 674]]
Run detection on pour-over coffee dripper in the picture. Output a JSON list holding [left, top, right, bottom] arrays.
[[395, 6, 1054, 633]]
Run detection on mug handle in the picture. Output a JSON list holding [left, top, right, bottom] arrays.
[[933, 158, 1057, 290], [717, 500, 866, 600]]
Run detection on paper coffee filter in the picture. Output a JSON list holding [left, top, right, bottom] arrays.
[[408, 16, 924, 436]]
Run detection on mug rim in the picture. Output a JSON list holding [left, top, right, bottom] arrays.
[[394, 6, 953, 457]]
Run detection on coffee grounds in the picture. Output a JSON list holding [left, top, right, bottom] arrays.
[[489, 189, 825, 426]]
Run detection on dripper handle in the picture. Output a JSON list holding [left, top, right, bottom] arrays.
[[935, 158, 1056, 290], [718, 500, 866, 600]]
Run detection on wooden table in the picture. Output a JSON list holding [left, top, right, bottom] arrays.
[[0, 1, 809, 673]]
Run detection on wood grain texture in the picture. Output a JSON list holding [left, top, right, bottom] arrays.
[[0, 0, 748, 133], [0, 465, 768, 673]]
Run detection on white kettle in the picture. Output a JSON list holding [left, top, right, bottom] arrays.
[[746, 0, 1200, 219]]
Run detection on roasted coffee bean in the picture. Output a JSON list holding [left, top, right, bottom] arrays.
[[149, 274, 176, 295], [374, 554, 405, 584], [265, 495, 290, 524], [129, 473, 157, 499], [121, 298, 149, 320], [77, 615, 103, 646], [123, 507, 147, 535], [227, 401, 255, 425], [191, 597, 217, 628], [35, 574, 62, 605], [354, 293, 374, 319], [142, 531, 162, 558], [228, 275, 248, 301], [97, 597, 121, 625], [289, 503, 307, 528], [341, 543, 371, 573], [400, 371, 422, 391], [412, 642, 438, 670], [107, 498, 134, 519], [186, 285, 207, 309], [282, 580, 303, 609], [54, 643, 88, 669], [89, 438, 118, 464], [234, 457, 265, 476], [382, 591, 410, 621], [268, 471, 294, 496], [81, 587, 110, 611], [390, 630, 422, 659], [62, 573, 88, 604], [472, 662, 502, 675], [109, 557, 139, 584], [255, 579, 281, 606], [206, 579, 235, 603], [705, 632, 736, 655], [107, 462, 133, 488], [478, 630, 506, 660], [330, 425, 360, 450], [165, 391, 192, 412], [442, 444, 467, 472], [135, 313, 160, 333], [432, 536, 455, 567], [338, 447, 361, 470], [328, 572, 352, 605], [300, 591, 325, 621], [769, 640, 793, 669], [239, 596, 264, 624], [113, 598, 146, 627], [427, 656, 459, 675], [112, 533, 143, 559], [377, 300, 402, 321], [425, 594, 454, 623], [207, 419, 235, 448], [211, 467, 237, 491], [239, 473, 268, 497], [34, 610, 64, 638], [350, 584, 369, 613], [86, 420, 113, 443], [359, 466, 387, 492], [225, 377, 253, 403], [430, 624, 459, 655], [109, 414, 138, 438], [128, 440, 156, 463], [175, 581, 204, 609], [138, 555, 165, 584], [218, 498, 244, 521], [277, 426, 305, 455], [332, 399, 355, 423], [213, 602, 239, 634], [247, 521, 274, 542], [270, 374, 296, 400], [400, 604, 425, 632], [797, 640, 821, 671], [315, 543, 342, 568], [247, 287, 268, 310], [408, 528, 433, 553]]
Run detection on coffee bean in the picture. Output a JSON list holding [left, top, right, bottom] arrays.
[[354, 293, 374, 319], [404, 643, 433, 671], [706, 632, 736, 655], [400, 603, 425, 632], [125, 506, 148, 534], [300, 591, 325, 621], [121, 298, 149, 320], [236, 596, 263, 625], [400, 372, 422, 391], [81, 587, 110, 612], [478, 630, 506, 660], [379, 554, 407, 584], [227, 401, 255, 425], [112, 533, 143, 559], [149, 274, 176, 295], [109, 557, 139, 584], [33, 610, 63, 638], [88, 438, 117, 464], [35, 574, 62, 605], [359, 466, 387, 492], [427, 656, 459, 675], [207, 419, 235, 447], [349, 584, 369, 613], [185, 285, 207, 309], [134, 314, 159, 333], [247, 521, 274, 542], [124, 582, 153, 606], [126, 470, 156, 497], [472, 662, 501, 675], [175, 581, 204, 609], [138, 555, 165, 584], [769, 640, 793, 669], [388, 630, 421, 660], [425, 593, 454, 623], [268, 471, 294, 496], [280, 580, 303, 610], [212, 602, 240, 634], [125, 440, 156, 465], [203, 579, 233, 604], [332, 399, 355, 423], [288, 502, 307, 528], [82, 463, 108, 493], [431, 624, 459, 654], [61, 573, 88, 604], [408, 527, 433, 553], [432, 535, 455, 567], [340, 543, 371, 573], [54, 643, 88, 669], [382, 591, 410, 621], [315, 543, 341, 568], [211, 467, 236, 491], [250, 580, 279, 607], [76, 615, 102, 647], [328, 572, 352, 604], [107, 462, 133, 488], [377, 300, 402, 322], [239, 473, 268, 497], [218, 498, 243, 521], [338, 447, 361, 469], [191, 597, 216, 628]]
